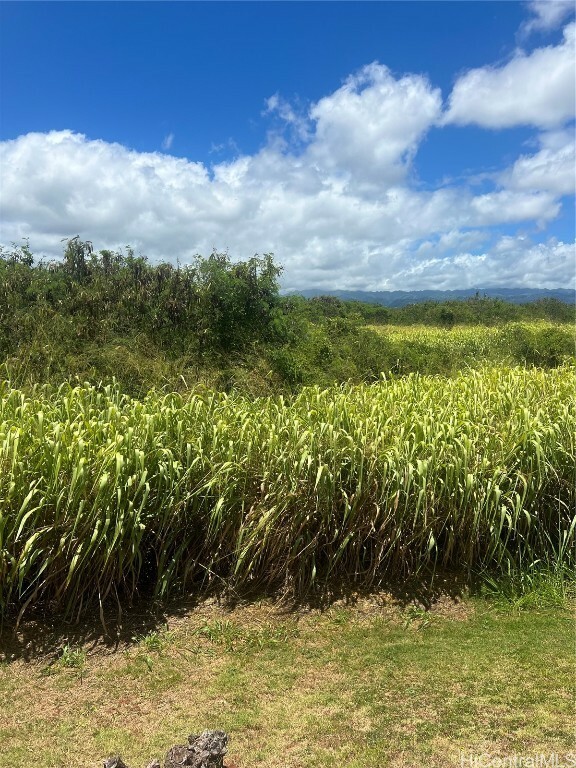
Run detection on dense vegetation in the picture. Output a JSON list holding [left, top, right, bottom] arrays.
[[1, 238, 574, 620], [1, 238, 574, 395], [1, 366, 574, 620]]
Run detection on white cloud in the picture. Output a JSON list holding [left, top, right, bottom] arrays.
[[521, 0, 575, 36], [0, 128, 571, 290], [0, 57, 574, 292], [162, 132, 174, 150], [264, 94, 312, 144], [393, 236, 575, 291], [444, 22, 576, 128], [416, 230, 489, 258], [308, 63, 442, 187], [468, 190, 560, 226], [499, 128, 576, 195]]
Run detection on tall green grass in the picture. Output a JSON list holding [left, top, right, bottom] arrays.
[[367, 321, 575, 373], [1, 365, 574, 620]]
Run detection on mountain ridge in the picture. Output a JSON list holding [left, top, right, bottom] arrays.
[[286, 287, 576, 307]]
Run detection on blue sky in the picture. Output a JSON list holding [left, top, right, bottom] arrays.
[[1, 1, 574, 290]]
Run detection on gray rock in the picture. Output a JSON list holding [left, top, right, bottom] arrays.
[[103, 758, 129, 768], [164, 730, 228, 768], [103, 729, 228, 768]]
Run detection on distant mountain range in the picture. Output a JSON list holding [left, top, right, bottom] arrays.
[[288, 287, 576, 307]]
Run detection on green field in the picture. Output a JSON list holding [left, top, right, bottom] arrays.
[[364, 321, 575, 375]]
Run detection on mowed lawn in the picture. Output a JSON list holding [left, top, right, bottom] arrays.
[[0, 592, 574, 768]]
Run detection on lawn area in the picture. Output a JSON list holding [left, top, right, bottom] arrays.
[[0, 589, 574, 768]]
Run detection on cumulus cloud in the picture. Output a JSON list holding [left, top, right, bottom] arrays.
[[467, 189, 560, 227], [0, 59, 574, 291], [393, 236, 575, 291], [308, 63, 442, 187], [444, 22, 576, 128], [499, 129, 576, 195], [521, 0, 575, 36]]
